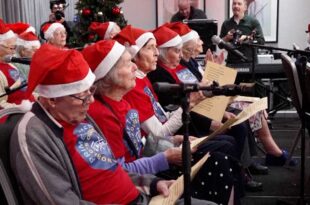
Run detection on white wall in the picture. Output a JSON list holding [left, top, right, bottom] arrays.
[[121, 0, 156, 30], [121, 0, 310, 50], [276, 0, 310, 49]]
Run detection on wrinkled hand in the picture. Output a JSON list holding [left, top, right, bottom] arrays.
[[204, 49, 225, 65], [156, 180, 175, 197], [223, 111, 236, 121], [210, 120, 225, 133], [164, 147, 182, 166], [172, 135, 184, 145], [189, 91, 205, 109], [189, 136, 197, 141]]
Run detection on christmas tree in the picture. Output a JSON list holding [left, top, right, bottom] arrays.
[[69, 0, 127, 47]]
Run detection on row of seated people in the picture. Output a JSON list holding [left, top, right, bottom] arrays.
[[0, 19, 295, 204]]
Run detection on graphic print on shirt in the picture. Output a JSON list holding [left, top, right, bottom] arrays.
[[125, 109, 143, 157], [8, 68, 27, 91], [144, 86, 167, 123], [74, 122, 117, 171], [176, 68, 198, 83]]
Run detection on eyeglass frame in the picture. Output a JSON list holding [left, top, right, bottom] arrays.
[[69, 86, 96, 106], [0, 44, 17, 51]]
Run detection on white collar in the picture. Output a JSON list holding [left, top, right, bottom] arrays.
[[135, 69, 146, 79]]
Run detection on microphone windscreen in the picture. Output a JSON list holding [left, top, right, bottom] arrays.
[[211, 35, 221, 45]]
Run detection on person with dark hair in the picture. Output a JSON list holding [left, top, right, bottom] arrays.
[[220, 0, 264, 65], [40, 0, 72, 43], [171, 0, 207, 22]]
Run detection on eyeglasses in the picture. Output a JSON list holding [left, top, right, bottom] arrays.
[[69, 86, 96, 106], [183, 47, 195, 54], [0, 44, 16, 51], [54, 31, 67, 36]]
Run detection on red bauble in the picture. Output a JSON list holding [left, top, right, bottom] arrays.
[[88, 33, 95, 40], [82, 8, 92, 16], [112, 6, 121, 15]]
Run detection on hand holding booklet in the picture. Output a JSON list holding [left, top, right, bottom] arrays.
[[149, 97, 267, 204], [190, 97, 268, 150], [149, 153, 210, 205], [191, 61, 237, 121]]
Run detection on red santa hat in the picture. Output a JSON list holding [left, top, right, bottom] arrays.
[[0, 19, 16, 42], [41, 22, 65, 40], [81, 40, 125, 81], [152, 26, 182, 48], [113, 25, 154, 56], [27, 44, 95, 98], [164, 22, 199, 44], [306, 24, 310, 33], [16, 32, 41, 49], [5, 22, 36, 35], [89, 21, 117, 39]]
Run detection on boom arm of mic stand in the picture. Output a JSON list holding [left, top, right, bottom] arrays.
[[242, 42, 310, 56]]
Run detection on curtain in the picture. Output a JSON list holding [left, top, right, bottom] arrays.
[[1, 0, 78, 34]]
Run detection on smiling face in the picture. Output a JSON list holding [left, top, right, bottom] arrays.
[[232, 0, 247, 19]]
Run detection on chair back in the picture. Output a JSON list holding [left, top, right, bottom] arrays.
[[0, 113, 24, 205], [281, 54, 303, 115]]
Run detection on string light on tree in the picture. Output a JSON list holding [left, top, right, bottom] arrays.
[[82, 8, 92, 16], [112, 6, 121, 15], [70, 0, 127, 47]]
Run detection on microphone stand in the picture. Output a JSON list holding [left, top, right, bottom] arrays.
[[155, 82, 250, 205], [243, 43, 310, 205], [179, 84, 192, 205], [0, 83, 28, 98]]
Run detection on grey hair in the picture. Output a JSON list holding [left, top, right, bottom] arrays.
[[16, 45, 25, 55], [158, 42, 183, 61], [94, 48, 128, 95]]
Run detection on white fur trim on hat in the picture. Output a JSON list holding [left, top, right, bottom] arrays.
[[159, 35, 183, 48], [25, 26, 36, 34], [44, 23, 65, 40], [36, 69, 95, 98], [17, 38, 41, 49], [128, 45, 139, 57], [0, 30, 16, 42], [104, 22, 116, 40], [135, 32, 155, 52], [94, 41, 125, 81], [181, 30, 200, 44]]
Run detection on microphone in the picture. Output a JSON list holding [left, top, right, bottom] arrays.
[[153, 82, 199, 94], [3, 55, 31, 65], [202, 84, 254, 97], [0, 79, 28, 98], [153, 82, 254, 97], [211, 35, 248, 62]]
